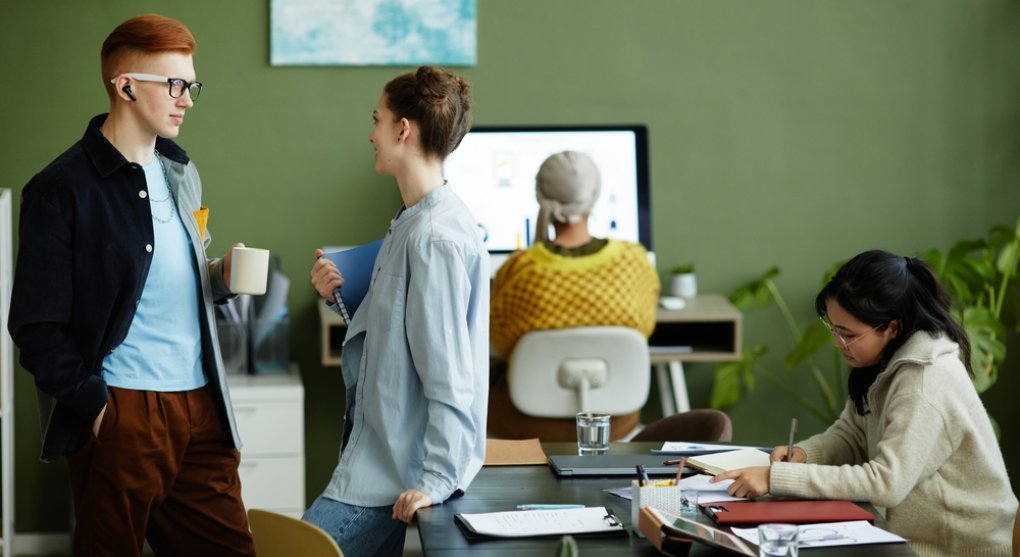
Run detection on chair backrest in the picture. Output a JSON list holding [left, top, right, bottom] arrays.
[[508, 326, 650, 418], [630, 408, 733, 443], [248, 508, 345, 557]]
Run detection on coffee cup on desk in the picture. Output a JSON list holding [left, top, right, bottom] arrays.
[[229, 246, 270, 295]]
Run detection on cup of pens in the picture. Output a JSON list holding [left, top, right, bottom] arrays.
[[631, 460, 692, 536]]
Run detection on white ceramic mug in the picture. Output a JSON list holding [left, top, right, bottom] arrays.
[[229, 246, 270, 295]]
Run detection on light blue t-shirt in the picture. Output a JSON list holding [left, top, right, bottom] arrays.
[[102, 154, 206, 391]]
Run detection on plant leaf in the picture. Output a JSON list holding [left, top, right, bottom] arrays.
[[729, 267, 781, 312], [785, 321, 832, 370], [710, 361, 743, 409], [710, 344, 766, 409], [963, 306, 1006, 393], [995, 239, 1019, 278]]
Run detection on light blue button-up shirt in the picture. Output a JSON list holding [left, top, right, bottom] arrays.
[[323, 185, 489, 507]]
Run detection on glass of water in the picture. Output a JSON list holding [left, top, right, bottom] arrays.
[[575, 411, 610, 455], [679, 488, 700, 514], [758, 523, 799, 557]]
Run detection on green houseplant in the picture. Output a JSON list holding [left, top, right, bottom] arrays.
[[711, 218, 1020, 425], [918, 218, 1020, 394], [669, 263, 698, 299]]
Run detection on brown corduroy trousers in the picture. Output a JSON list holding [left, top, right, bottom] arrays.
[[67, 385, 255, 557]]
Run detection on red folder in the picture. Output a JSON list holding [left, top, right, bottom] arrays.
[[701, 500, 874, 525]]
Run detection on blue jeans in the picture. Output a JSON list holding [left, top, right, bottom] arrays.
[[302, 496, 407, 557]]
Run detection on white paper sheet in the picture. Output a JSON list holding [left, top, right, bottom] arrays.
[[730, 520, 908, 548], [456, 506, 624, 538], [604, 475, 747, 504], [653, 442, 770, 455]]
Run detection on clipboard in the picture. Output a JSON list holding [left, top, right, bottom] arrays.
[[454, 506, 626, 540], [702, 500, 874, 525]]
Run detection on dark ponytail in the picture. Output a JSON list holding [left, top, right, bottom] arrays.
[[815, 250, 972, 415]]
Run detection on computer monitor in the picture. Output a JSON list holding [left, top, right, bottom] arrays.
[[442, 125, 651, 255]]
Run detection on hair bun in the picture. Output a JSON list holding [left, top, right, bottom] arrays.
[[414, 66, 447, 105], [414, 66, 470, 107]]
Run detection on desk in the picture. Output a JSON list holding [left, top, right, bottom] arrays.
[[415, 443, 917, 557], [649, 295, 742, 415], [319, 295, 742, 416]]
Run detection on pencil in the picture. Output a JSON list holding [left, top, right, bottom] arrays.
[[673, 457, 686, 485], [784, 417, 798, 462]]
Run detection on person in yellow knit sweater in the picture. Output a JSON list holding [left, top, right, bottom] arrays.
[[488, 150, 660, 441]]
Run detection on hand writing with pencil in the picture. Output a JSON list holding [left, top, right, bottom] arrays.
[[771, 445, 807, 463]]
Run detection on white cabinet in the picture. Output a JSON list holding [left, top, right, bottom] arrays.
[[227, 373, 305, 518]]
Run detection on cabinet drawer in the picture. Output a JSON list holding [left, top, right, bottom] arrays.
[[238, 455, 305, 511], [232, 400, 303, 455]]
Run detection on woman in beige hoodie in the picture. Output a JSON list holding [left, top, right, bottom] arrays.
[[715, 250, 1017, 557]]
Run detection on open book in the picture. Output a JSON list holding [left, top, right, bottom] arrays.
[[685, 448, 770, 476], [321, 240, 383, 324]]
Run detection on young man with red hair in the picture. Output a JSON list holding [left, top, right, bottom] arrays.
[[8, 14, 254, 556]]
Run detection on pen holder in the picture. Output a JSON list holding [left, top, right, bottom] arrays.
[[631, 481, 689, 537]]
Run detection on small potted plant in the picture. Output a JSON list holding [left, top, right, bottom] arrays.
[[670, 263, 698, 299]]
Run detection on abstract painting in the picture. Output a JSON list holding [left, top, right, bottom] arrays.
[[271, 0, 477, 66]]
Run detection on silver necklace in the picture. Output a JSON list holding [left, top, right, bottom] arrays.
[[151, 151, 176, 224]]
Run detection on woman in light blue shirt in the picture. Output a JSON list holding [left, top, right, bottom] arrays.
[[306, 66, 489, 557]]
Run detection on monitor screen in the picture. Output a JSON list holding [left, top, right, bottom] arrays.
[[443, 125, 651, 253]]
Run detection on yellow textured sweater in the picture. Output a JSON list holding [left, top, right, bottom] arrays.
[[490, 240, 660, 358]]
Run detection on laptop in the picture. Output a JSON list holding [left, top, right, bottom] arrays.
[[548, 454, 693, 478]]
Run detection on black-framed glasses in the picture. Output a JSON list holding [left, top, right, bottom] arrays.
[[110, 73, 203, 101]]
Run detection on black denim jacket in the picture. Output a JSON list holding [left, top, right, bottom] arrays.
[[8, 114, 238, 461]]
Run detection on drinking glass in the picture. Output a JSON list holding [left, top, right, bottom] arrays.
[[758, 523, 799, 557], [575, 412, 610, 455]]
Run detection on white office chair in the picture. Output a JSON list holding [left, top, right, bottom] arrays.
[[508, 326, 650, 418]]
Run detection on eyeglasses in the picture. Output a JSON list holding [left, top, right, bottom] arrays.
[[819, 316, 883, 352], [110, 73, 203, 101]]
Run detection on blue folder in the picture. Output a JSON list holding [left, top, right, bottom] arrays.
[[322, 239, 383, 324]]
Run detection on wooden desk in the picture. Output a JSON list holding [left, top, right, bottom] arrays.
[[415, 443, 916, 557], [648, 295, 742, 415]]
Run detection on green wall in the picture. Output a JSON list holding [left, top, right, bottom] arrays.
[[2, 0, 1018, 533]]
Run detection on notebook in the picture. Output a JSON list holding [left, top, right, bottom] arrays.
[[548, 454, 692, 477], [702, 500, 875, 525], [321, 239, 383, 324], [684, 448, 770, 475]]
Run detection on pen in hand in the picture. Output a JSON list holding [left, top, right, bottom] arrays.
[[783, 417, 798, 462]]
